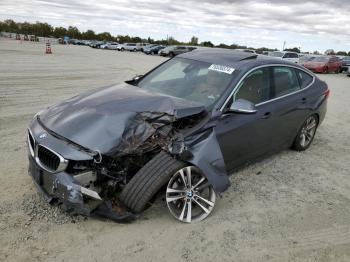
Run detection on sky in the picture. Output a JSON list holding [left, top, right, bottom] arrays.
[[1, 0, 350, 52]]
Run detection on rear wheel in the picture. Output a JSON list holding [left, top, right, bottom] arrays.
[[292, 115, 318, 151], [323, 66, 329, 74]]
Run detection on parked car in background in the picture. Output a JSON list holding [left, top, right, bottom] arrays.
[[106, 43, 119, 50], [120, 43, 138, 51], [99, 43, 109, 49], [159, 46, 196, 57], [90, 41, 105, 48], [303, 56, 342, 73], [299, 55, 315, 66], [143, 45, 165, 55], [69, 39, 85, 45], [136, 43, 150, 52], [341, 57, 350, 73], [269, 51, 300, 64], [116, 44, 124, 51]]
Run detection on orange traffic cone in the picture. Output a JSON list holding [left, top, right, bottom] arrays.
[[46, 42, 52, 54]]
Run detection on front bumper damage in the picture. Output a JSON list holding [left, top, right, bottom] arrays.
[[28, 156, 136, 222]]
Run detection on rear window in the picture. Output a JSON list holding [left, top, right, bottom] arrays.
[[295, 69, 313, 88], [272, 67, 300, 98], [289, 53, 299, 58]]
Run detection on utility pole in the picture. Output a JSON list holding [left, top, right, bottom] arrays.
[[283, 41, 286, 51]]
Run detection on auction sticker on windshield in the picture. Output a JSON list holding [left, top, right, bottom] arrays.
[[208, 64, 235, 74]]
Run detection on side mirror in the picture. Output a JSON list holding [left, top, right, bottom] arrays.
[[132, 75, 143, 81], [228, 99, 257, 114]]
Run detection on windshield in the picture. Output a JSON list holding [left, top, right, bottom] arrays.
[[137, 58, 235, 107], [310, 57, 328, 62], [270, 52, 284, 57]]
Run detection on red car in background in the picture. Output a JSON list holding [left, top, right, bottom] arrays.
[[303, 56, 342, 73]]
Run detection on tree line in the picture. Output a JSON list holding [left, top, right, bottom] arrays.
[[1, 19, 349, 55]]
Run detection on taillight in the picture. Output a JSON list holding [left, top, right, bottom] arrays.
[[324, 88, 330, 98]]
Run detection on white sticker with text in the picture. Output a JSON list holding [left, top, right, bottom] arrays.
[[208, 64, 235, 74]]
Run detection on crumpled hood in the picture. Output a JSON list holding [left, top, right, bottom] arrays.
[[39, 83, 205, 155]]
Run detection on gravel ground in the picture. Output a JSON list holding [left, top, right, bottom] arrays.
[[0, 38, 350, 262]]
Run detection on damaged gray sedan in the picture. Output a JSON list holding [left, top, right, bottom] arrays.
[[27, 49, 329, 223]]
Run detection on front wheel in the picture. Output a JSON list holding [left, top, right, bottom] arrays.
[[292, 115, 318, 151], [119, 152, 216, 223], [166, 166, 216, 223]]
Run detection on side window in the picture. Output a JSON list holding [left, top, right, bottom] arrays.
[[291, 53, 299, 58], [234, 68, 271, 104], [295, 69, 313, 88], [273, 67, 300, 97], [283, 53, 289, 58]]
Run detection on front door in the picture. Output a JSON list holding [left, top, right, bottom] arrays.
[[215, 67, 277, 170]]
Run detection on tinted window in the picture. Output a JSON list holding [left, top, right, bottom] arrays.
[[273, 67, 300, 97], [234, 68, 271, 104], [270, 52, 284, 57], [290, 53, 299, 58], [311, 57, 329, 62], [295, 69, 313, 88]]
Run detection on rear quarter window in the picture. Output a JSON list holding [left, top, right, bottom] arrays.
[[295, 69, 313, 88]]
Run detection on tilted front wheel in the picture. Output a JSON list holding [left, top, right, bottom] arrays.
[[119, 152, 216, 223], [292, 115, 318, 151], [166, 166, 216, 223]]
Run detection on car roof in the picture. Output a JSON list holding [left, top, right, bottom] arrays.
[[177, 48, 297, 68]]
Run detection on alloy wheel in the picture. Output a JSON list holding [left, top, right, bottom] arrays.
[[166, 166, 216, 223], [299, 116, 317, 148]]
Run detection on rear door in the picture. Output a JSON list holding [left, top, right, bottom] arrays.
[[265, 66, 311, 146]]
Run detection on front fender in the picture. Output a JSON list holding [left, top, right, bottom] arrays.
[[170, 128, 230, 193]]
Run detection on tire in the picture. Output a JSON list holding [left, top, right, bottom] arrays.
[[121, 48, 124, 51], [133, 48, 137, 52], [169, 52, 175, 58], [151, 51, 155, 55], [119, 151, 186, 213], [292, 114, 318, 151], [323, 66, 328, 74]]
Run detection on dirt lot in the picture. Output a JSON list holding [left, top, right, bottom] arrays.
[[0, 38, 350, 262]]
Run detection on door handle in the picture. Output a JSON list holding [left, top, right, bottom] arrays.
[[261, 112, 271, 119], [301, 97, 307, 104]]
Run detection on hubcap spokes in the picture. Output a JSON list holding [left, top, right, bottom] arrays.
[[300, 117, 317, 147], [166, 166, 216, 223]]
